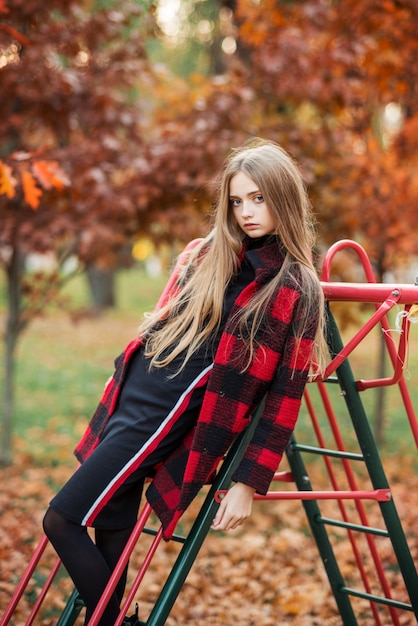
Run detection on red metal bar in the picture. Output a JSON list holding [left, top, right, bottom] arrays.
[[321, 239, 377, 283], [321, 282, 418, 304], [318, 291, 401, 380], [116, 528, 164, 626], [214, 488, 391, 503], [319, 284, 417, 389], [390, 362, 418, 448], [353, 304, 418, 447], [87, 503, 155, 626], [26, 556, 62, 626], [272, 470, 294, 483], [356, 307, 410, 390], [256, 489, 391, 501], [0, 534, 54, 626]]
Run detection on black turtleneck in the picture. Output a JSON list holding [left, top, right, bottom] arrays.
[[222, 235, 278, 318]]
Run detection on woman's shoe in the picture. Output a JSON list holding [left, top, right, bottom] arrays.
[[123, 602, 140, 625]]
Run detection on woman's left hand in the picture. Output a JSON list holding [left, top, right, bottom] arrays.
[[210, 482, 256, 531]]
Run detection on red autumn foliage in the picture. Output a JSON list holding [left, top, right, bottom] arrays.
[[2, 0, 417, 266], [232, 0, 418, 276]]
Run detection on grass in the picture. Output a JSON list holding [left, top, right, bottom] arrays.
[[1, 265, 167, 464], [0, 265, 417, 465]]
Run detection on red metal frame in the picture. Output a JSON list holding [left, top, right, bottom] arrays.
[[215, 488, 391, 502], [320, 239, 418, 447]]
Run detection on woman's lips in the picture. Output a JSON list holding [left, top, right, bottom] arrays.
[[244, 223, 259, 230]]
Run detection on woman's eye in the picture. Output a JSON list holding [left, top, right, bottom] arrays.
[[230, 198, 241, 207], [254, 194, 264, 203]]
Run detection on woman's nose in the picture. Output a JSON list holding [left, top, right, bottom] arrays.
[[241, 201, 253, 217]]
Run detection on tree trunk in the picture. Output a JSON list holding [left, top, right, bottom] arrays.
[[86, 265, 116, 311], [1, 248, 24, 465]]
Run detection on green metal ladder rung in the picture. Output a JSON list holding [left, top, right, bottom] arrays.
[[56, 589, 84, 626], [291, 442, 364, 461], [142, 527, 186, 544], [339, 586, 414, 612], [315, 515, 390, 537], [323, 376, 341, 384]]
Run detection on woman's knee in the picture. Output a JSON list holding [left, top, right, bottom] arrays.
[[43, 506, 71, 542]]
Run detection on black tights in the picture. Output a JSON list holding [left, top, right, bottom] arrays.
[[43, 507, 133, 625]]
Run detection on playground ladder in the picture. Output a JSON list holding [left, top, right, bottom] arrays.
[[1, 239, 417, 625]]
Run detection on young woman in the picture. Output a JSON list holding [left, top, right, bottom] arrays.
[[43, 138, 326, 625]]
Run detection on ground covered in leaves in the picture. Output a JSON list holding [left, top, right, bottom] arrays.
[[1, 450, 417, 626]]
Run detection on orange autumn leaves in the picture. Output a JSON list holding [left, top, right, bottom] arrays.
[[0, 154, 69, 209], [1, 452, 417, 625]]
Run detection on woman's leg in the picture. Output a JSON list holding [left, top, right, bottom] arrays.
[[43, 507, 124, 626], [95, 526, 134, 604]]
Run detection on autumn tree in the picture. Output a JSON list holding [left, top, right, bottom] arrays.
[[149, 0, 418, 273], [231, 0, 418, 266], [0, 0, 162, 464], [148, 0, 418, 271]]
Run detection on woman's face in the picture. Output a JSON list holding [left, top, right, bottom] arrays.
[[229, 171, 276, 238]]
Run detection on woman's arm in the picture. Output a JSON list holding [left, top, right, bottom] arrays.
[[210, 482, 256, 531]]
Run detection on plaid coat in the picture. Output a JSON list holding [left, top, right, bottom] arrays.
[[75, 237, 318, 539]]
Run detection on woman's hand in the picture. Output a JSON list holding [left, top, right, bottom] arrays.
[[210, 482, 256, 532]]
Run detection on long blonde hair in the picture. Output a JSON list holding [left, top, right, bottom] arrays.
[[138, 138, 326, 373]]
